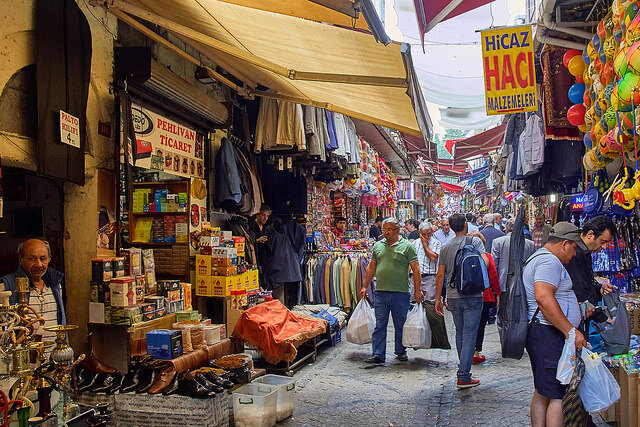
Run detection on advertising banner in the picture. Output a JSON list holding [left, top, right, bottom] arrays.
[[481, 25, 537, 115], [130, 103, 205, 179]]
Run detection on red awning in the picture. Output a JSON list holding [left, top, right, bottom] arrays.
[[424, 158, 468, 177], [453, 124, 506, 161], [441, 181, 464, 194], [402, 132, 436, 161], [413, 0, 496, 42]]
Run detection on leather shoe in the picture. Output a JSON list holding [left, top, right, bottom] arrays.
[[136, 369, 157, 393], [78, 373, 104, 393], [203, 371, 234, 390], [364, 356, 385, 364], [80, 356, 118, 374], [178, 379, 216, 398], [148, 366, 177, 394], [120, 369, 146, 394], [93, 373, 122, 394], [162, 370, 183, 395], [194, 373, 223, 394]]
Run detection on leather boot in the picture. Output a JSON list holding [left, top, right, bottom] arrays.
[[136, 369, 157, 393], [177, 378, 216, 398], [148, 366, 177, 394], [194, 373, 223, 394], [93, 373, 122, 394], [79, 356, 118, 374]]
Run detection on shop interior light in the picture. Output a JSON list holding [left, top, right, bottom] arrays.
[[549, 194, 557, 203]]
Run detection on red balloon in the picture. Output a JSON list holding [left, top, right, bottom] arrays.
[[575, 75, 584, 83], [567, 104, 587, 126], [563, 49, 582, 68]]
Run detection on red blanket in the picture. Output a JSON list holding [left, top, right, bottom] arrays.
[[233, 300, 327, 364]]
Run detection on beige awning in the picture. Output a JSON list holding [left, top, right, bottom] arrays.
[[99, 0, 430, 139]]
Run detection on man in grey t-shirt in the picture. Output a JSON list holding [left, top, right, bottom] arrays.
[[523, 222, 588, 427], [435, 213, 488, 389]]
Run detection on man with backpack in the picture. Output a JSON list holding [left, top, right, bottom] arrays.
[[523, 222, 588, 427], [434, 213, 488, 389]]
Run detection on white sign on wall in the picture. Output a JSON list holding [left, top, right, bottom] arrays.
[[60, 110, 80, 148]]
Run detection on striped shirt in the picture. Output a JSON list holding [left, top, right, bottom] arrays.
[[413, 237, 441, 275], [28, 285, 59, 347]]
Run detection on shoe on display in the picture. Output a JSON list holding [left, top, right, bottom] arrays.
[[194, 373, 223, 394], [177, 379, 216, 399], [78, 373, 104, 393], [79, 356, 118, 374], [148, 366, 177, 395], [472, 355, 486, 364], [203, 371, 234, 390], [396, 354, 408, 362], [364, 356, 385, 364], [136, 369, 157, 393], [456, 378, 480, 389], [162, 370, 184, 396], [93, 373, 123, 394]]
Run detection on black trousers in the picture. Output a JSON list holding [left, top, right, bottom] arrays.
[[475, 301, 496, 352]]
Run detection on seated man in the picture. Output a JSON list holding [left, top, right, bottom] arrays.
[[0, 239, 66, 344]]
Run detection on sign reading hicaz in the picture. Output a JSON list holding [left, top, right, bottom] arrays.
[[481, 25, 538, 116]]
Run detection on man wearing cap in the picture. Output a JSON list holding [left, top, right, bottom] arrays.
[[523, 222, 588, 426]]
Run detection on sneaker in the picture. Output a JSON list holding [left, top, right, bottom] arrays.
[[472, 355, 486, 364], [364, 356, 385, 364], [457, 378, 480, 389], [396, 353, 408, 362]]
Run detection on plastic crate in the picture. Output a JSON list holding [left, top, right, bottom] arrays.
[[232, 383, 278, 427], [252, 374, 296, 421]]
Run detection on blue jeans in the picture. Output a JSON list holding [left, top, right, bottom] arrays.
[[448, 297, 483, 381], [371, 291, 410, 360]]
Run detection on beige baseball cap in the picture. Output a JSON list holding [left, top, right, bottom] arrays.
[[549, 222, 588, 251]]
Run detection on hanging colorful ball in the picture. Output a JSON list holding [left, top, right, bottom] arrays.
[[601, 62, 616, 85], [605, 106, 618, 128], [628, 16, 640, 43], [579, 123, 589, 133], [567, 104, 587, 126], [600, 115, 610, 133], [593, 122, 606, 141], [626, 1, 640, 28], [615, 46, 631, 76], [568, 55, 587, 77], [603, 36, 618, 61], [617, 72, 640, 104], [584, 133, 593, 149], [626, 41, 640, 73], [594, 100, 603, 118], [593, 34, 602, 52], [583, 47, 592, 65], [598, 43, 607, 63], [587, 41, 597, 61], [605, 83, 616, 105], [585, 107, 593, 127], [563, 49, 582, 68], [583, 68, 593, 86], [593, 56, 604, 75], [568, 83, 586, 104]]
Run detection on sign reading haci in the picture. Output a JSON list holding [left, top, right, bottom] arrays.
[[481, 25, 537, 115], [60, 110, 80, 148], [129, 103, 205, 179]]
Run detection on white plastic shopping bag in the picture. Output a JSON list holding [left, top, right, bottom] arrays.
[[402, 304, 432, 349], [578, 348, 621, 412], [556, 328, 576, 385], [346, 298, 376, 344]]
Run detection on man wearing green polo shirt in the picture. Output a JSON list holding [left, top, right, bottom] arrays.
[[360, 218, 423, 363]]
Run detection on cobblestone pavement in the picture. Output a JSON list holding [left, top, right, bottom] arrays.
[[279, 312, 611, 427]]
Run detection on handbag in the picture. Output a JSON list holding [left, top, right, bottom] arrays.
[[562, 348, 589, 427], [422, 300, 451, 350]]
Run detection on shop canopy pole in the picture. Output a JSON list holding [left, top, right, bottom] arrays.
[[99, 0, 407, 87]]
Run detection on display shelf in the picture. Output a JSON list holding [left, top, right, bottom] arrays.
[[130, 241, 188, 246], [132, 181, 187, 187], [130, 211, 188, 216]]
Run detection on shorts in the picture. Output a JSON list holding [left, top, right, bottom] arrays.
[[525, 321, 567, 400]]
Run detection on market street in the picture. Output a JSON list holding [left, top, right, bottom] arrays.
[[282, 314, 608, 427]]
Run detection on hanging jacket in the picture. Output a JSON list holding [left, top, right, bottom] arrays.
[[261, 231, 303, 289], [255, 99, 306, 152], [303, 105, 328, 161], [214, 138, 242, 209], [517, 113, 545, 177], [325, 111, 339, 150]]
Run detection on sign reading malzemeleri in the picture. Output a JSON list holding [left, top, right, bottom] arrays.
[[481, 25, 537, 116]]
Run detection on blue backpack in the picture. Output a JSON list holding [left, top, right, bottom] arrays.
[[452, 236, 489, 295]]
